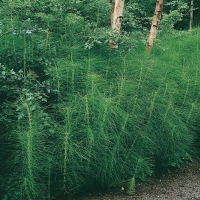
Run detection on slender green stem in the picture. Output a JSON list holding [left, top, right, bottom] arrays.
[[63, 132, 68, 185], [24, 102, 33, 179], [24, 33, 27, 76], [70, 46, 75, 91], [9, 0, 16, 60]]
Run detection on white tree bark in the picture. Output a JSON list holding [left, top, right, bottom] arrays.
[[109, 0, 125, 48], [189, 0, 194, 30], [146, 0, 164, 51]]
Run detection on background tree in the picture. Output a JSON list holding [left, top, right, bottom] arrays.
[[146, 0, 164, 51], [190, 0, 194, 29], [109, 0, 125, 48]]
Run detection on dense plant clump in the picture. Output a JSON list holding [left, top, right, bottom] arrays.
[[0, 0, 200, 199]]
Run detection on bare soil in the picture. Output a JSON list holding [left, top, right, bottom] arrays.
[[74, 160, 200, 200]]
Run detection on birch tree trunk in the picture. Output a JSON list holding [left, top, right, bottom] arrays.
[[109, 0, 125, 49], [189, 0, 194, 30], [146, 0, 164, 52]]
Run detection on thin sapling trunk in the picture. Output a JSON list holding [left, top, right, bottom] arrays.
[[146, 0, 164, 52], [109, 0, 125, 48]]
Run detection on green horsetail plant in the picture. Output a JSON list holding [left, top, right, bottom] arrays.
[[61, 107, 72, 191], [5, 99, 52, 199], [126, 158, 150, 195]]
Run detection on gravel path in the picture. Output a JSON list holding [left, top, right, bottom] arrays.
[[74, 160, 200, 200]]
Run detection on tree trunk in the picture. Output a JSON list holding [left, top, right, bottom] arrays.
[[189, 0, 194, 30], [109, 0, 125, 49], [146, 0, 164, 52]]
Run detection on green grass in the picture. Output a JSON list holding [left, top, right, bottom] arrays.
[[1, 28, 200, 199], [44, 28, 200, 196]]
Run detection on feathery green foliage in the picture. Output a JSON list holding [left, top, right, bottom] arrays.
[[0, 0, 200, 199]]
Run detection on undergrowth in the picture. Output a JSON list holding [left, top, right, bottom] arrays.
[[0, 2, 200, 197]]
